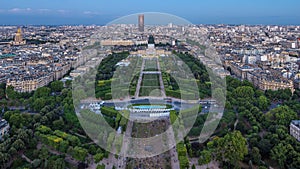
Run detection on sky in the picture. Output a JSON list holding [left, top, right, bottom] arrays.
[[0, 0, 300, 25]]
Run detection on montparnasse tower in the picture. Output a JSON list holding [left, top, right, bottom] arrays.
[[12, 28, 26, 45]]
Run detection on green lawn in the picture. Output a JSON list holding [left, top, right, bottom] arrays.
[[139, 74, 162, 97], [144, 59, 158, 71]]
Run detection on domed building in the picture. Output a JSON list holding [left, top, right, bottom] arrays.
[[12, 28, 26, 45]]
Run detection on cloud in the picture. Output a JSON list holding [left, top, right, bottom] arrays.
[[83, 11, 100, 16], [57, 10, 69, 14], [0, 8, 99, 16], [8, 8, 32, 13], [2, 8, 53, 15], [37, 9, 51, 13]]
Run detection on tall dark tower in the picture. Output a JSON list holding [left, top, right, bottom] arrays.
[[138, 14, 144, 32]]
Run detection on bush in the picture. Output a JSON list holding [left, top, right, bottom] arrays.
[[94, 153, 104, 163], [101, 106, 118, 117], [96, 164, 105, 169]]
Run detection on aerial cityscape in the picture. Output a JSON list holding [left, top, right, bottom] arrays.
[[0, 1, 300, 169]]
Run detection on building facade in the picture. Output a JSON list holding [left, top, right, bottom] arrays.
[[7, 74, 54, 93], [12, 28, 26, 46], [0, 119, 10, 140], [138, 14, 144, 32], [247, 71, 295, 93], [290, 120, 300, 142]]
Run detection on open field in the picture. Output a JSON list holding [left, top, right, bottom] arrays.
[[139, 74, 162, 97], [144, 59, 158, 71], [125, 119, 172, 169]]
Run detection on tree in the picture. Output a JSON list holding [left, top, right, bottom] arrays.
[[0, 152, 9, 166], [39, 146, 49, 168], [34, 87, 51, 99], [233, 86, 254, 99], [214, 131, 248, 167], [0, 88, 5, 99], [33, 98, 46, 111], [251, 147, 261, 164], [59, 140, 69, 153], [270, 143, 288, 169], [258, 95, 269, 111], [198, 150, 211, 168], [52, 118, 64, 130], [8, 147, 17, 156], [52, 158, 66, 169], [12, 139, 25, 150], [258, 166, 268, 169], [51, 81, 64, 93], [6, 85, 18, 100], [257, 139, 272, 156], [96, 164, 105, 169], [72, 146, 88, 162], [65, 80, 72, 88], [265, 106, 297, 126], [9, 113, 24, 128], [32, 159, 42, 168], [178, 156, 189, 169], [212, 88, 226, 105], [94, 153, 104, 163]]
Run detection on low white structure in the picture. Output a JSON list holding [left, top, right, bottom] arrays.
[[150, 112, 170, 117]]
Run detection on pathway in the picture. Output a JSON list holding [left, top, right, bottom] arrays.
[[134, 58, 166, 98], [166, 120, 180, 169], [157, 58, 166, 97], [134, 59, 146, 98], [117, 120, 134, 168]]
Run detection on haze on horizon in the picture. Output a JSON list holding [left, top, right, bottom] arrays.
[[0, 0, 299, 25]]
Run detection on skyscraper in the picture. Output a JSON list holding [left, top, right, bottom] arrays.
[[138, 14, 144, 32]]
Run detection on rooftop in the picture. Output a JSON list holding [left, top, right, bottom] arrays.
[[0, 119, 8, 129], [291, 120, 300, 128], [0, 53, 16, 59]]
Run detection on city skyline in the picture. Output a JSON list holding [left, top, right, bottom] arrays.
[[0, 1, 300, 169], [0, 0, 300, 25]]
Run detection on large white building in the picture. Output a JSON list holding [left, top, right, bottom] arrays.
[[290, 120, 300, 142]]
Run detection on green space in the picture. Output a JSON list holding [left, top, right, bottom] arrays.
[[159, 52, 211, 99], [0, 80, 112, 169], [176, 141, 190, 169], [128, 73, 139, 96], [179, 76, 300, 169], [0, 50, 300, 169], [139, 74, 162, 97], [95, 52, 142, 99], [144, 59, 158, 71], [95, 52, 129, 100]]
